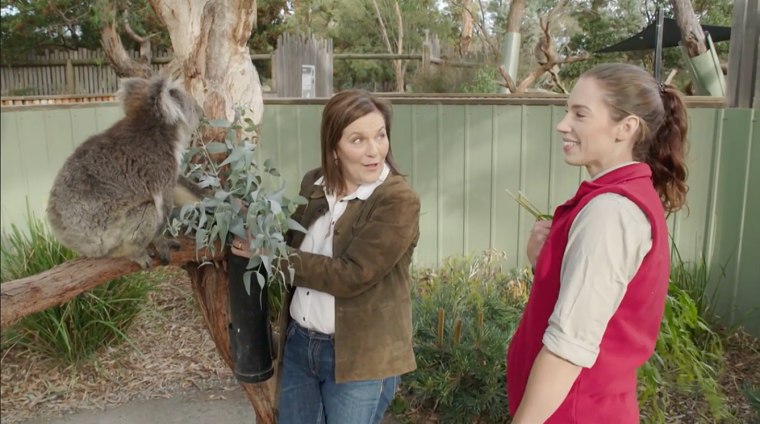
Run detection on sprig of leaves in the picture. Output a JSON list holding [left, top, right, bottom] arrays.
[[168, 109, 307, 295], [504, 189, 553, 221]]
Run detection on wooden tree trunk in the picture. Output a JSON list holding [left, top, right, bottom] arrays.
[[100, 3, 153, 78], [371, 0, 407, 92], [505, 0, 525, 33], [149, 0, 264, 125], [146, 1, 272, 421], [460, 0, 473, 56], [183, 262, 277, 423], [669, 0, 707, 57]]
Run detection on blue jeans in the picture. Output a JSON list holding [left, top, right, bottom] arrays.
[[278, 321, 399, 424]]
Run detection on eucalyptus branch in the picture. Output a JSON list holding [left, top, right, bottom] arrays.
[[170, 110, 307, 295]]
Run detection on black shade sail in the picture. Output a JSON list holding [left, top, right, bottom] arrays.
[[596, 18, 731, 53]]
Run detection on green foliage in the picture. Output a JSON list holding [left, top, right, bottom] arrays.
[[638, 257, 730, 422], [399, 251, 529, 423], [669, 243, 721, 325], [0, 213, 153, 364], [169, 112, 306, 295], [0, 0, 168, 63], [462, 66, 500, 94], [397, 249, 734, 423], [742, 383, 760, 421]]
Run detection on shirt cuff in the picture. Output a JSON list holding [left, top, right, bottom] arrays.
[[542, 327, 599, 368]]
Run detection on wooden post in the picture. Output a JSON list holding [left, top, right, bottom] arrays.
[[65, 59, 75, 94], [422, 41, 431, 72], [270, 53, 277, 95]]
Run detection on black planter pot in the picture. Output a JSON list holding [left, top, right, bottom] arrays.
[[226, 252, 275, 383]]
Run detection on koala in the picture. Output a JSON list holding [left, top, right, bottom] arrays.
[[46, 75, 203, 268]]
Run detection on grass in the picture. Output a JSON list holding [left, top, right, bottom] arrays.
[[1, 213, 154, 364]]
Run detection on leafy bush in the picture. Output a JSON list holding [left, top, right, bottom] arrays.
[[638, 258, 730, 422], [462, 66, 500, 94], [398, 251, 529, 423], [742, 383, 760, 421], [396, 250, 732, 423], [1, 213, 153, 364], [410, 64, 499, 94]]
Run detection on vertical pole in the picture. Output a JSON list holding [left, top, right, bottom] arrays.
[[654, 7, 665, 82], [65, 59, 75, 94], [270, 53, 277, 96], [422, 30, 431, 72]]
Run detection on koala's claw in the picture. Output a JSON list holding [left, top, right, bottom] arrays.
[[151, 238, 179, 265], [131, 253, 154, 269]]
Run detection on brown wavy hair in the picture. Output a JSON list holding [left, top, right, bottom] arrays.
[[320, 89, 402, 195], [582, 63, 689, 212]]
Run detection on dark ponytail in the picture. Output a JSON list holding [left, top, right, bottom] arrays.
[[648, 85, 688, 212], [581, 63, 689, 213]]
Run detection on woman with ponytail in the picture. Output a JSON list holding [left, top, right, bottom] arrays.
[[506, 63, 688, 423]]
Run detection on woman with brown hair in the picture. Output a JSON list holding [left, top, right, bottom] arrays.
[[233, 89, 419, 424], [506, 63, 688, 423]]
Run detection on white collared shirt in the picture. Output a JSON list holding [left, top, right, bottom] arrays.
[[289, 163, 391, 334]]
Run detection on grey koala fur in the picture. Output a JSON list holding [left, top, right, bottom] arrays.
[[47, 75, 203, 268]]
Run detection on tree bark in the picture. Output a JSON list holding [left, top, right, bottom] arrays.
[[147, 1, 272, 420], [148, 0, 264, 125], [184, 262, 277, 423], [460, 0, 473, 56], [0, 238, 222, 330], [100, 3, 153, 78], [371, 0, 406, 92], [505, 0, 525, 34], [669, 0, 707, 57]]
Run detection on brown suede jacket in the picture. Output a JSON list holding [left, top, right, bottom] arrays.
[[276, 167, 420, 385]]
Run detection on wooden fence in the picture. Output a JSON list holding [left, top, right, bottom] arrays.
[[274, 34, 333, 98], [0, 36, 486, 97], [726, 0, 759, 107], [0, 49, 165, 96]]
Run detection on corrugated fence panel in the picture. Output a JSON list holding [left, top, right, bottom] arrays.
[[711, 108, 759, 334], [464, 105, 495, 258], [410, 105, 441, 265], [492, 106, 525, 269], [734, 110, 759, 335], [1, 102, 757, 332]]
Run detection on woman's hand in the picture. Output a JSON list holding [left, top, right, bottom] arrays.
[[230, 236, 271, 258], [527, 220, 552, 267], [230, 237, 253, 258]]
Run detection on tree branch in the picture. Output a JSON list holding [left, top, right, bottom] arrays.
[[1, 237, 224, 330], [122, 9, 154, 64], [370, 0, 394, 55], [498, 64, 517, 92]]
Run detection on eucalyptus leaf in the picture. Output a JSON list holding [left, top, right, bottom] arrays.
[[256, 271, 266, 290], [204, 141, 229, 154], [243, 271, 253, 295], [208, 119, 231, 128]]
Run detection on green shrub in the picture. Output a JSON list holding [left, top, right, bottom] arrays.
[[398, 251, 529, 423], [462, 67, 500, 94], [742, 383, 760, 421], [1, 214, 153, 364], [397, 250, 732, 423], [638, 258, 730, 422]]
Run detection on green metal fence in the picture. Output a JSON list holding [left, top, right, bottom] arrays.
[[1, 100, 756, 333]]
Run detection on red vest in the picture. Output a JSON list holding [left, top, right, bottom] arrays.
[[506, 163, 670, 423]]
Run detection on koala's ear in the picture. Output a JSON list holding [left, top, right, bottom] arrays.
[[151, 77, 188, 126], [116, 78, 149, 108]]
